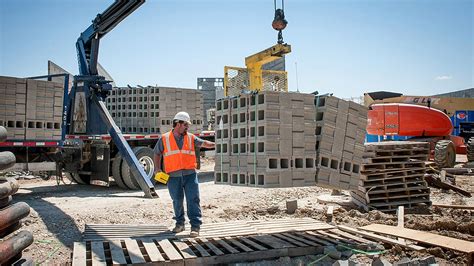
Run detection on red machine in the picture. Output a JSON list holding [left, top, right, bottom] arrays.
[[367, 103, 467, 168]]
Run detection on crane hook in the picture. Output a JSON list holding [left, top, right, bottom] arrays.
[[272, 0, 287, 44]]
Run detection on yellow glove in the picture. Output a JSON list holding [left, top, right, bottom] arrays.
[[154, 172, 169, 184]]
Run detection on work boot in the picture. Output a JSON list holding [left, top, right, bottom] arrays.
[[190, 228, 200, 237], [172, 224, 185, 233]]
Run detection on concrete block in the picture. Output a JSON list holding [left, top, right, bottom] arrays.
[[319, 152, 341, 170], [256, 172, 280, 187], [214, 172, 230, 184], [286, 199, 298, 214], [293, 132, 305, 148], [278, 170, 293, 187]]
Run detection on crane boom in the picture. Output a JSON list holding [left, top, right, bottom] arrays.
[[76, 0, 145, 76]]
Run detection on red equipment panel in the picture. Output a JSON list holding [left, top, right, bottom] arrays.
[[367, 103, 453, 136]]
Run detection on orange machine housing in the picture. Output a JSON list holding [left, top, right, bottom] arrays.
[[367, 103, 453, 136]]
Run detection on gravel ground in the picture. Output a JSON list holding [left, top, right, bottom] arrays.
[[3, 158, 473, 265]]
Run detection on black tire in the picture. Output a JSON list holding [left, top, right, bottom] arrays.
[[467, 137, 474, 162], [434, 140, 456, 168], [0, 126, 7, 143], [121, 147, 155, 190], [0, 151, 16, 171], [63, 172, 90, 184], [112, 152, 129, 189]]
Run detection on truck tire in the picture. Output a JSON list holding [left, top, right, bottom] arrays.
[[434, 140, 456, 168], [467, 137, 474, 162], [0, 151, 16, 171], [111, 153, 129, 189], [121, 147, 155, 190], [64, 172, 90, 184], [0, 126, 7, 142]]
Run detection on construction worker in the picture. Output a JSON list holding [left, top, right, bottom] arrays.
[[153, 111, 215, 237]]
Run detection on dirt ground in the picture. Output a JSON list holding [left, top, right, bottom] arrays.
[[4, 158, 474, 265]]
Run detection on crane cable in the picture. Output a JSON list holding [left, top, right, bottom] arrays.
[[272, 0, 288, 44]]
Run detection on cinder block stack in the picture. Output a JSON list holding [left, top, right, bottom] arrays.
[[106, 86, 203, 134], [0, 76, 63, 140], [351, 141, 431, 212], [315, 96, 367, 190], [215, 92, 368, 189]]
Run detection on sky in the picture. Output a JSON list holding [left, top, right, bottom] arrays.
[[0, 0, 473, 99]]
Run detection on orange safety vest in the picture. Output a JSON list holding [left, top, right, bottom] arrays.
[[162, 131, 196, 173]]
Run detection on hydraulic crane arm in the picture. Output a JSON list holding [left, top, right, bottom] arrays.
[[76, 0, 145, 75], [65, 0, 158, 198]]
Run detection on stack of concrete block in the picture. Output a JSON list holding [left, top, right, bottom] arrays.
[[0, 76, 63, 140], [106, 86, 203, 134], [351, 141, 431, 212], [215, 91, 318, 188], [215, 92, 368, 190], [315, 96, 367, 190], [197, 78, 223, 130]]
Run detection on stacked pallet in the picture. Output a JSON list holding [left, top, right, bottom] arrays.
[[351, 141, 431, 212], [215, 91, 368, 189], [106, 86, 203, 134], [0, 76, 63, 140], [315, 96, 367, 190]]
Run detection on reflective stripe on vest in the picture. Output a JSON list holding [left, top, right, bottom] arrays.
[[162, 131, 196, 173]]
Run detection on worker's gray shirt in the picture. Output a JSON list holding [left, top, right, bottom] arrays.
[[153, 132, 204, 177]]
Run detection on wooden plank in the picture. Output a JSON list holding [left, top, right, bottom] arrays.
[[328, 229, 371, 244], [142, 240, 165, 262], [359, 224, 474, 254], [338, 225, 425, 251], [295, 231, 333, 246], [305, 231, 340, 245], [157, 239, 183, 261], [224, 237, 253, 252], [199, 238, 225, 256], [251, 235, 295, 249], [240, 237, 267, 251], [213, 237, 239, 254], [90, 241, 107, 266], [124, 239, 146, 264], [432, 204, 474, 210], [109, 240, 127, 265], [273, 233, 309, 247], [172, 239, 197, 259], [281, 232, 322, 246], [188, 238, 211, 257], [72, 242, 87, 266], [317, 230, 353, 244]]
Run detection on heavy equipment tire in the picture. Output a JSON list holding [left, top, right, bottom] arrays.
[[434, 140, 456, 168], [112, 153, 129, 189], [0, 126, 7, 142], [64, 172, 90, 184], [0, 151, 16, 171], [467, 137, 474, 162], [121, 147, 155, 190]]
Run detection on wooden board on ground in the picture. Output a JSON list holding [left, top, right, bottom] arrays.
[[73, 218, 377, 265], [359, 224, 474, 254]]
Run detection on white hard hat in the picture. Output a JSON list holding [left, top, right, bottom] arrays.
[[174, 111, 192, 124]]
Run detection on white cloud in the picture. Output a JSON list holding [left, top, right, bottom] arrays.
[[435, 75, 453, 80]]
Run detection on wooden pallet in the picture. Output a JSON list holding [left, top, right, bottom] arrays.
[[73, 219, 377, 265], [361, 161, 426, 172], [83, 218, 332, 241], [351, 191, 431, 212], [362, 154, 429, 164]]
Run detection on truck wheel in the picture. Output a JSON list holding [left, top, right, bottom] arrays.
[[121, 147, 155, 190], [112, 153, 130, 189], [434, 140, 456, 168], [467, 137, 474, 162], [64, 172, 90, 184]]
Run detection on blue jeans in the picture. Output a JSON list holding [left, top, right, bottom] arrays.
[[167, 172, 202, 229]]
